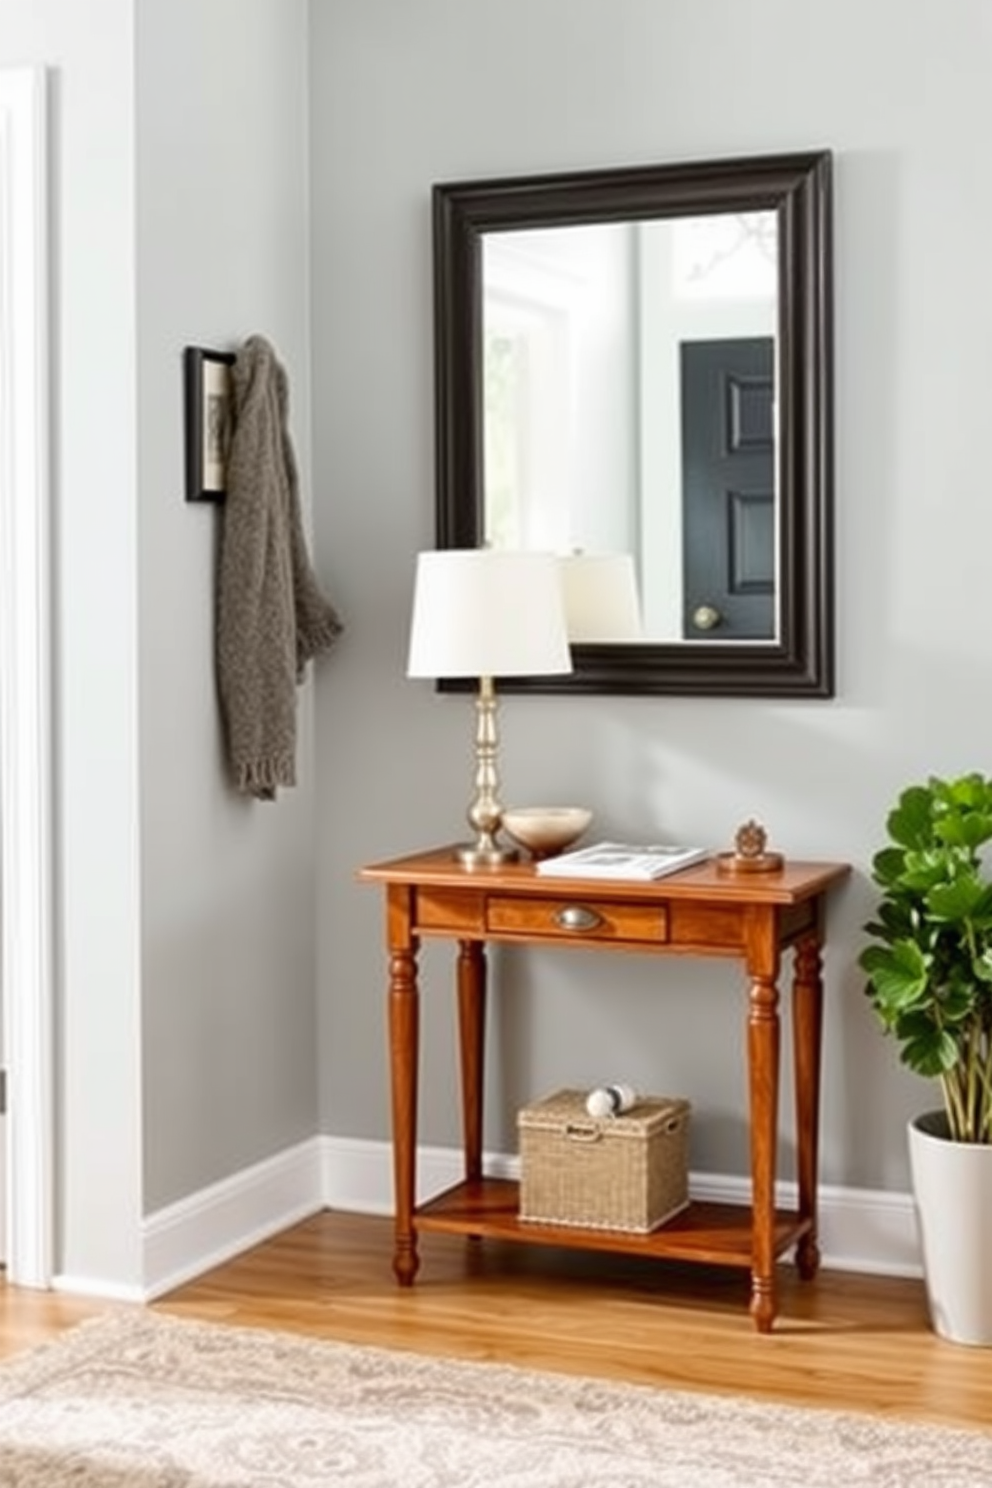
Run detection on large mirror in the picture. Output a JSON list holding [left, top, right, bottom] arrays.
[[433, 150, 834, 697]]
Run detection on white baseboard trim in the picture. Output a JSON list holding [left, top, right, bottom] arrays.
[[139, 1138, 325, 1300], [51, 1275, 146, 1304], [53, 1133, 922, 1302], [316, 1134, 519, 1217], [321, 1135, 924, 1280]]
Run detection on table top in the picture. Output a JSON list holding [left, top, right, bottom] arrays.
[[360, 845, 851, 906]]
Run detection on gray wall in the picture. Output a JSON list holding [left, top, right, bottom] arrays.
[[310, 0, 992, 1194], [136, 0, 319, 1216]]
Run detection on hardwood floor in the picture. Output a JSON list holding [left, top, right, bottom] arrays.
[[2, 1209, 991, 1432]]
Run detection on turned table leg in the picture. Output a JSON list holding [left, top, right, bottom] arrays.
[[792, 923, 825, 1280], [745, 906, 781, 1333], [388, 925, 420, 1287], [457, 940, 487, 1184]]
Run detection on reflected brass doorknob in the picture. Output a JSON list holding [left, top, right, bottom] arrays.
[[691, 604, 722, 632]]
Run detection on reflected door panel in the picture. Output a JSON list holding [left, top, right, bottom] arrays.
[[681, 337, 775, 641]]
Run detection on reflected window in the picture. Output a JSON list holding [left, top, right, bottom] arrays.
[[672, 213, 778, 301], [482, 282, 571, 551], [482, 225, 635, 558]]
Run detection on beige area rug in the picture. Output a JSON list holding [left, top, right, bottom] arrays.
[[0, 1310, 989, 1487]]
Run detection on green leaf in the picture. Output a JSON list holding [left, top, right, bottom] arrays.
[[871, 847, 908, 888], [863, 907, 910, 945], [899, 844, 972, 890], [861, 941, 930, 1015], [942, 773, 992, 813], [892, 1009, 937, 1041], [935, 810, 992, 850], [901, 1027, 959, 1078], [938, 980, 982, 1024], [886, 788, 934, 851], [926, 874, 987, 921]]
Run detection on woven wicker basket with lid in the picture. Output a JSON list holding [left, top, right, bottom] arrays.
[[518, 1088, 690, 1233]]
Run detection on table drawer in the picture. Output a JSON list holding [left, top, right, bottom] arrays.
[[487, 894, 668, 945]]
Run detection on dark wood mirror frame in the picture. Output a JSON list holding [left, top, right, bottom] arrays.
[[433, 149, 834, 698]]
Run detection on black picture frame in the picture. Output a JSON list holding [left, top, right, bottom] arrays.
[[183, 345, 236, 502]]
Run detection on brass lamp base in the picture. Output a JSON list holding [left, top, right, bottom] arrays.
[[456, 839, 519, 869], [453, 674, 520, 869]]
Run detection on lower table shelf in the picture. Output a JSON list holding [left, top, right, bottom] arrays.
[[415, 1177, 809, 1270]]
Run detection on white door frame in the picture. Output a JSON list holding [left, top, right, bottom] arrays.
[[0, 65, 54, 1288]]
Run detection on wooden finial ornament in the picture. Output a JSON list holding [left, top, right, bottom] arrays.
[[716, 818, 784, 874]]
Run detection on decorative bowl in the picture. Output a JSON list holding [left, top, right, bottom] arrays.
[[501, 806, 593, 860]]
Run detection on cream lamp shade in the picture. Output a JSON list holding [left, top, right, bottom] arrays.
[[407, 549, 573, 679], [559, 552, 642, 643]]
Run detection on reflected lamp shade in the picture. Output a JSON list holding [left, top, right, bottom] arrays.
[[407, 549, 573, 680], [560, 552, 642, 642]]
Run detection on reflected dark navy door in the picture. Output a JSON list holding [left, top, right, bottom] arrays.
[[680, 337, 775, 640]]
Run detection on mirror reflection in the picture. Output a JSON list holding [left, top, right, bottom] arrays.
[[481, 211, 778, 642]]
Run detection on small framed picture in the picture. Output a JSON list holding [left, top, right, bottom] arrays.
[[183, 345, 236, 501]]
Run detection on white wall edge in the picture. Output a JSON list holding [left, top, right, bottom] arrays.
[[0, 64, 54, 1290], [54, 1133, 921, 1302]]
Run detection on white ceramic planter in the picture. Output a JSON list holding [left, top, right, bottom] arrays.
[[909, 1110, 992, 1346]]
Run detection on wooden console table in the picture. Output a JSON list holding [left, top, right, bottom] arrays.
[[360, 846, 850, 1332]]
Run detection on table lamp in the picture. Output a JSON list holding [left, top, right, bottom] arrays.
[[407, 548, 573, 866]]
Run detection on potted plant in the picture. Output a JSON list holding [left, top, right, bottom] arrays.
[[860, 771, 992, 1345]]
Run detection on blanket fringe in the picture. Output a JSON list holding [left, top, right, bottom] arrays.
[[234, 752, 296, 801]]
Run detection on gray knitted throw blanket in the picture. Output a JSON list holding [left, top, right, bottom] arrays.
[[217, 335, 342, 800]]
